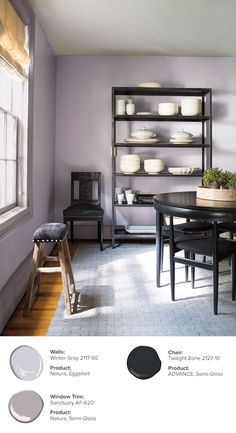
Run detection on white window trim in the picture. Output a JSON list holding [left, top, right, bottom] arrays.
[[0, 206, 32, 237], [0, 1, 35, 239]]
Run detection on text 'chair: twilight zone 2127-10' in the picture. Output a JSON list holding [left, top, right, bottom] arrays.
[[63, 172, 104, 250]]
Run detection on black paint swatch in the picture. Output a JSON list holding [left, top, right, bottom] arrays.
[[127, 345, 161, 379]]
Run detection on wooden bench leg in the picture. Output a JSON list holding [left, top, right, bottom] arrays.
[[23, 243, 42, 317], [64, 237, 76, 294], [59, 241, 72, 315]]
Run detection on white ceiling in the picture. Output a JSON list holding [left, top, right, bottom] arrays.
[[28, 0, 236, 56]]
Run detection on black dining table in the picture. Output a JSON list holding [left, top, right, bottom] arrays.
[[153, 191, 236, 287]]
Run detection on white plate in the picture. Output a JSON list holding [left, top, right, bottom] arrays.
[[170, 138, 193, 143], [136, 82, 162, 88], [168, 167, 197, 175], [125, 225, 156, 233], [124, 138, 160, 143]]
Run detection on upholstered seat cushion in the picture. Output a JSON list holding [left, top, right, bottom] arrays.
[[175, 235, 236, 261], [32, 223, 68, 243], [63, 204, 104, 217]]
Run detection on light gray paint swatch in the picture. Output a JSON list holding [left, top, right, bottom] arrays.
[[9, 390, 44, 423], [10, 345, 43, 380]]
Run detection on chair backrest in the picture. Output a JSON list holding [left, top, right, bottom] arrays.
[[71, 172, 101, 206]]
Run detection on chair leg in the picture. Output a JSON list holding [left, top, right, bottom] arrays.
[[213, 261, 219, 315], [169, 217, 175, 301], [156, 211, 162, 287], [184, 250, 189, 282], [190, 252, 195, 289], [70, 220, 74, 242], [212, 222, 219, 315], [23, 243, 42, 317], [58, 241, 72, 315], [98, 220, 103, 251], [231, 254, 236, 301], [160, 234, 164, 272]]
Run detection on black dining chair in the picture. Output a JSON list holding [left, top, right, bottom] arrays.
[[160, 215, 212, 280], [168, 217, 236, 315], [218, 222, 236, 240], [63, 172, 104, 250]]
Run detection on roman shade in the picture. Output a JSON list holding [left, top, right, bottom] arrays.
[[0, 0, 31, 79]]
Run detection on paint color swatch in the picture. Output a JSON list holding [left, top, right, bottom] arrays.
[[9, 390, 44, 423], [10, 345, 43, 381], [127, 345, 162, 379]]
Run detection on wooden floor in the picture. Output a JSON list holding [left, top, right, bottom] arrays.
[[3, 242, 78, 336]]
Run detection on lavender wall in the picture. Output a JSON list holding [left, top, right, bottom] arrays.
[[55, 56, 236, 236], [0, 20, 56, 331]]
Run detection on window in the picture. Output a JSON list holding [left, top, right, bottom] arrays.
[[0, 0, 32, 235], [0, 58, 29, 228], [0, 107, 17, 214]]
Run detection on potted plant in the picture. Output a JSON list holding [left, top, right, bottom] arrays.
[[202, 167, 222, 189], [220, 171, 236, 189], [197, 168, 236, 201]]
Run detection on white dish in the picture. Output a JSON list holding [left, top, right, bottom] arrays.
[[171, 129, 193, 140], [125, 225, 156, 234], [136, 112, 153, 115], [131, 127, 156, 140], [136, 82, 162, 88], [168, 167, 197, 175], [124, 138, 160, 143], [170, 138, 193, 144]]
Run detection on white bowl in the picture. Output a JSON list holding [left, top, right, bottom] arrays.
[[181, 98, 201, 116], [131, 128, 156, 140], [120, 154, 140, 161], [158, 103, 178, 116], [120, 155, 140, 173], [120, 167, 140, 174], [120, 164, 140, 169], [144, 159, 164, 174]]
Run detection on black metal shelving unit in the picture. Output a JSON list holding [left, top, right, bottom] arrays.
[[111, 87, 212, 247]]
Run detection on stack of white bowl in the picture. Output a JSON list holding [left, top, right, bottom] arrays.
[[120, 155, 140, 173], [144, 159, 164, 174]]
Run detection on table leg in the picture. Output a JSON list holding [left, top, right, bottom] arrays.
[[156, 211, 162, 287]]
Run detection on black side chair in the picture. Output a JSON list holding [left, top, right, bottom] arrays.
[[218, 222, 236, 239], [161, 215, 212, 280], [168, 217, 236, 315], [63, 172, 104, 251]]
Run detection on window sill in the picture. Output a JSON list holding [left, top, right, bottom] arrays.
[[0, 206, 32, 238]]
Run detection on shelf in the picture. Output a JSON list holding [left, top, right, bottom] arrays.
[[114, 229, 156, 240], [111, 86, 212, 245], [113, 87, 211, 96], [114, 203, 154, 207], [115, 143, 210, 148], [114, 114, 210, 122], [115, 170, 203, 177]]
